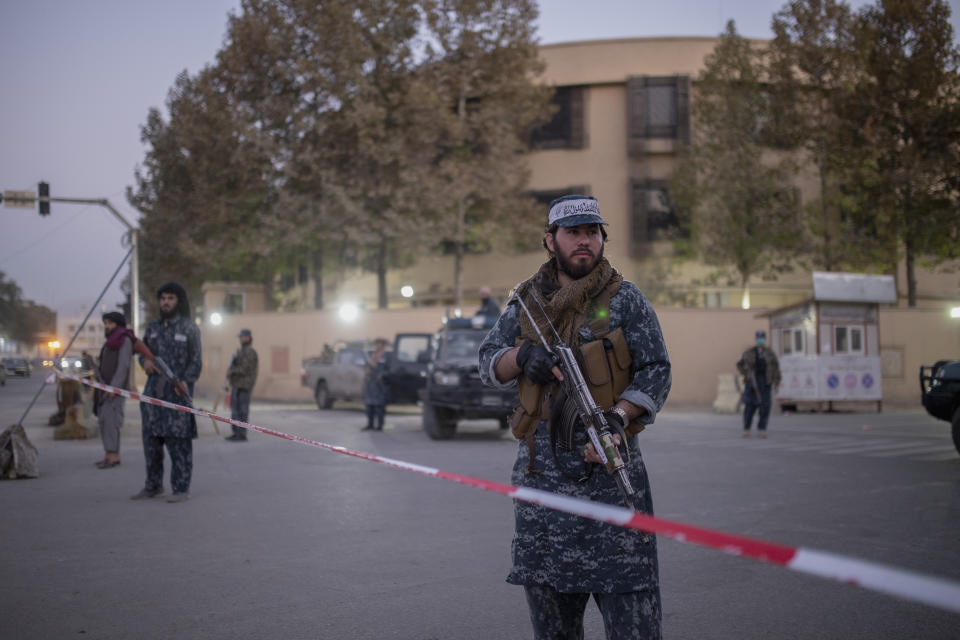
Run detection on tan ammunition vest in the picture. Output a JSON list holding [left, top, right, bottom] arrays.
[[508, 279, 645, 442]]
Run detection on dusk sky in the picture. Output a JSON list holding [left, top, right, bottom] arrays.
[[2, 0, 956, 324]]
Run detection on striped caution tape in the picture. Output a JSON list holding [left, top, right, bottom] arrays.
[[54, 369, 960, 615]]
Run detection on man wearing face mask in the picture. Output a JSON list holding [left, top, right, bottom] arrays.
[[479, 195, 671, 640], [132, 282, 202, 502], [737, 329, 781, 438]]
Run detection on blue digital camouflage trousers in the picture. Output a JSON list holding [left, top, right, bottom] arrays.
[[524, 584, 661, 640], [142, 433, 193, 494]]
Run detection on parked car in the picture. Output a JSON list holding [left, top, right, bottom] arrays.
[[300, 334, 432, 410], [0, 361, 6, 385], [414, 315, 518, 440], [3, 357, 32, 377], [919, 359, 960, 455], [59, 353, 95, 376]]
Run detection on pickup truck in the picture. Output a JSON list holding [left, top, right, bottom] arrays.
[[300, 335, 432, 410], [919, 359, 960, 455]]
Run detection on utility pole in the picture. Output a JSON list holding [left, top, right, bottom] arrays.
[[3, 189, 140, 336]]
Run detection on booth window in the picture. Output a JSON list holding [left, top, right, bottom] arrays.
[[835, 326, 863, 354], [782, 328, 804, 355]]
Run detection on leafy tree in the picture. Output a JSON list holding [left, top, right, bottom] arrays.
[[852, 0, 960, 306], [131, 0, 550, 311], [419, 0, 552, 306], [128, 68, 277, 313], [671, 21, 801, 308], [215, 0, 437, 309], [0, 271, 55, 345], [768, 0, 865, 271]]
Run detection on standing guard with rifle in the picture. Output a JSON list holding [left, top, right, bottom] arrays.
[[131, 281, 202, 503], [737, 329, 781, 438], [479, 195, 671, 640]]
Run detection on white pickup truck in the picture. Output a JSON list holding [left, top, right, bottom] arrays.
[[299, 335, 432, 410]]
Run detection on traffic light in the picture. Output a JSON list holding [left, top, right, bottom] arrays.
[[38, 181, 50, 215]]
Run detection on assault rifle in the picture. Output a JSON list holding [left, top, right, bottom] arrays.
[[514, 291, 636, 509], [151, 356, 193, 408]]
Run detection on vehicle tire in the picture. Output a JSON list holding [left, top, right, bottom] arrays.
[[315, 381, 334, 410], [952, 406, 960, 456], [423, 402, 457, 440]]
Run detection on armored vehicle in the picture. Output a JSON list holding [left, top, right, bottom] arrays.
[[406, 316, 517, 440]]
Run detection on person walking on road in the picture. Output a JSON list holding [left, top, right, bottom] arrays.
[[479, 194, 672, 640], [737, 329, 781, 438], [93, 311, 134, 469], [362, 338, 389, 431], [225, 328, 258, 442], [132, 282, 202, 503]]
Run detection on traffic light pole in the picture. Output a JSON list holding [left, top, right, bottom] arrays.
[[37, 196, 140, 337]]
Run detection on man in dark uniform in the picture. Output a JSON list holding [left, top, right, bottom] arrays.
[[737, 329, 781, 438], [479, 195, 671, 639], [225, 328, 258, 442], [475, 286, 501, 318], [132, 282, 202, 503]]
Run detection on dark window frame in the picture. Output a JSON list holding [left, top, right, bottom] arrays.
[[626, 75, 691, 154], [531, 86, 586, 150], [630, 178, 681, 250]]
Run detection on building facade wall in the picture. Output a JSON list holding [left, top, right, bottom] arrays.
[[194, 304, 959, 408]]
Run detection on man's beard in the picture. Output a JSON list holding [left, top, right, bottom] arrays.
[[556, 244, 603, 280], [104, 329, 112, 339], [159, 307, 177, 320]]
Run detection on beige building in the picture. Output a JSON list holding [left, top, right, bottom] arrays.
[[239, 37, 956, 317], [194, 38, 959, 408], [56, 313, 107, 357]]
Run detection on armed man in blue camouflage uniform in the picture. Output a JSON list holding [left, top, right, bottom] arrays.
[[479, 195, 671, 640], [132, 282, 202, 503]]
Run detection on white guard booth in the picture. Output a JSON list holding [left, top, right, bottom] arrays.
[[764, 271, 897, 412]]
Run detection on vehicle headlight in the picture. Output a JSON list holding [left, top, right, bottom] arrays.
[[61, 359, 69, 368], [433, 371, 460, 386]]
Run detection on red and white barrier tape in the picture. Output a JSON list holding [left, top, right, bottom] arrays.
[[54, 370, 960, 615]]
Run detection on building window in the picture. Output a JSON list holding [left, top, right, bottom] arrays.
[[530, 187, 591, 211], [835, 326, 863, 355], [223, 293, 245, 314], [531, 86, 586, 150], [703, 291, 730, 308], [782, 328, 804, 355], [630, 179, 680, 247], [626, 75, 690, 153]]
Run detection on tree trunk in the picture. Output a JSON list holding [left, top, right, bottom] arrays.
[[454, 198, 466, 309], [740, 273, 751, 310], [260, 271, 275, 311], [904, 187, 917, 308], [905, 237, 917, 308], [452, 81, 468, 310], [818, 132, 831, 271], [377, 240, 388, 309], [312, 248, 323, 310]]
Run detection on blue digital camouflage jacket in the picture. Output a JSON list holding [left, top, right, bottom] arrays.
[[478, 279, 671, 593], [139, 315, 202, 438]]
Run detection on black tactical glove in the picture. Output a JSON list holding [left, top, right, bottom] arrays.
[[515, 341, 557, 386]]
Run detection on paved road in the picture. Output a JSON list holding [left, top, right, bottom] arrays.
[[1, 374, 958, 639]]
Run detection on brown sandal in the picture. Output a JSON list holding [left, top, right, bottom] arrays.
[[95, 460, 121, 469]]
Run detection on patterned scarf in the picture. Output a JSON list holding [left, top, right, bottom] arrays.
[[515, 257, 621, 348]]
